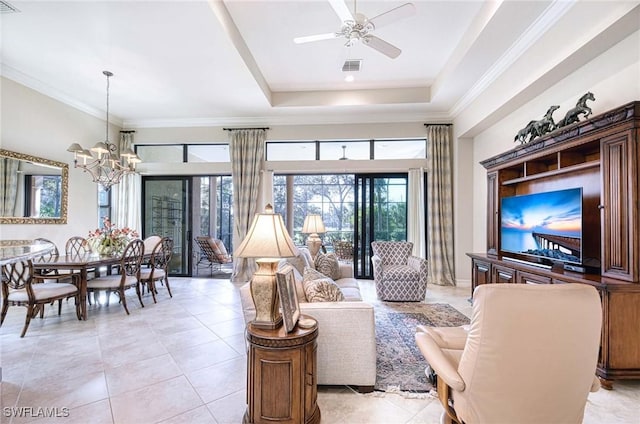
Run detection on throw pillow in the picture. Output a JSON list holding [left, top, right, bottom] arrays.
[[213, 239, 231, 263], [314, 252, 341, 280], [303, 267, 327, 282], [303, 277, 345, 303], [298, 248, 314, 270], [279, 262, 307, 302], [287, 254, 308, 275]]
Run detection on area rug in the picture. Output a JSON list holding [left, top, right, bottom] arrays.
[[374, 302, 470, 393]]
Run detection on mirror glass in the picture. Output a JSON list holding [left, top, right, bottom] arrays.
[[0, 149, 68, 224]]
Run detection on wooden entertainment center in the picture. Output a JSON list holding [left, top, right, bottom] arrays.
[[468, 101, 640, 389]]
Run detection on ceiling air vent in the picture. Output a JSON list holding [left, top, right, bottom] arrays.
[[342, 59, 362, 72], [0, 1, 20, 13]]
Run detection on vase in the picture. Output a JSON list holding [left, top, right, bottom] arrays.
[[93, 240, 122, 256]]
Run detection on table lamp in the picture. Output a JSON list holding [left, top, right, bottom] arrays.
[[235, 204, 299, 329], [302, 214, 326, 259]]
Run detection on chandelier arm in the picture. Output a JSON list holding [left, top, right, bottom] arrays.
[[69, 70, 138, 190]]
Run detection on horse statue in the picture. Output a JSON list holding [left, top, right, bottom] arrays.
[[556, 92, 595, 128], [514, 105, 560, 144]]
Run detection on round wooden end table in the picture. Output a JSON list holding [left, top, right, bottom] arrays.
[[243, 314, 321, 424]]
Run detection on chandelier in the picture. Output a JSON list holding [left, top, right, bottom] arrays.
[[67, 71, 141, 190]]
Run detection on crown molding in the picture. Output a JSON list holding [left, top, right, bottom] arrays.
[[449, 0, 575, 118], [123, 110, 450, 129], [1, 64, 124, 126]]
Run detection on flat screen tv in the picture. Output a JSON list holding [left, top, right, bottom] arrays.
[[500, 187, 582, 266]]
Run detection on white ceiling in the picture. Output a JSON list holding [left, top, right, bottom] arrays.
[[1, 0, 639, 130]]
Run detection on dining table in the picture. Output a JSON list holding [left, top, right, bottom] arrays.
[[32, 252, 123, 320], [0, 239, 55, 266]]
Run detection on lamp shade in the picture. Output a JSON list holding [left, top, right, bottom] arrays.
[[67, 143, 84, 153], [235, 205, 299, 259], [302, 214, 326, 234]]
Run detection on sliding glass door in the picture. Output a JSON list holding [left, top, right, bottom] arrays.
[[142, 177, 191, 276], [354, 174, 408, 278], [143, 175, 234, 277]]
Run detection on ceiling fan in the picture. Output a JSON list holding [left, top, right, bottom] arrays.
[[294, 0, 416, 59]]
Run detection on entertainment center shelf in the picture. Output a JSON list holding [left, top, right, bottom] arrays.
[[502, 159, 600, 185], [470, 101, 640, 388]]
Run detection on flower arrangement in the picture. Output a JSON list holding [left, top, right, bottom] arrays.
[[88, 217, 139, 256]]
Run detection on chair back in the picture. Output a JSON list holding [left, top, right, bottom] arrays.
[[150, 237, 173, 270], [33, 238, 60, 276], [196, 236, 231, 264], [333, 240, 354, 262], [456, 283, 602, 424], [120, 239, 145, 278], [66, 236, 91, 255], [371, 241, 413, 265], [2, 260, 35, 298], [34, 238, 60, 257], [143, 235, 162, 253]]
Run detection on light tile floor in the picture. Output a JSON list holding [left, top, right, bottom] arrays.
[[1, 277, 638, 423]]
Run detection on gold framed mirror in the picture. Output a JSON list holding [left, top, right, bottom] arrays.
[[0, 149, 68, 224]]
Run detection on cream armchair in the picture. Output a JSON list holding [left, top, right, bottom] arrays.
[[371, 241, 427, 301], [416, 283, 602, 424]]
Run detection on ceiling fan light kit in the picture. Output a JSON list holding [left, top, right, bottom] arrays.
[[294, 0, 415, 59]]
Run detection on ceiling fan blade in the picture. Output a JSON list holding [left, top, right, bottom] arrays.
[[362, 35, 402, 59], [369, 3, 416, 29], [328, 0, 354, 23], [294, 32, 339, 44]]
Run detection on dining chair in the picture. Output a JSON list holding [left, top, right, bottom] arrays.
[[139, 237, 174, 303], [86, 239, 145, 315], [65, 236, 99, 303], [33, 238, 62, 280], [141, 235, 162, 276], [1, 260, 81, 337], [143, 235, 162, 254], [33, 238, 76, 317], [65, 236, 91, 255]]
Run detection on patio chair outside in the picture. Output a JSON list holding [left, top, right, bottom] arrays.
[[195, 236, 232, 276]]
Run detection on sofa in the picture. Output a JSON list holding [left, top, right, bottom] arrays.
[[240, 248, 377, 391]]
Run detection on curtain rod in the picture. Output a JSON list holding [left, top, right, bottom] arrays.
[[424, 123, 453, 127], [223, 127, 270, 131]]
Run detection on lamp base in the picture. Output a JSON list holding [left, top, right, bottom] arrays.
[[306, 234, 322, 259], [250, 258, 283, 329]]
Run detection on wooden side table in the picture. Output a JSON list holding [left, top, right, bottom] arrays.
[[244, 314, 321, 424]]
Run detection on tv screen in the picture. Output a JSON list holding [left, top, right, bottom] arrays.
[[501, 187, 582, 265]]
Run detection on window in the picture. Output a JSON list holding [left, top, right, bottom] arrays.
[[266, 142, 316, 161], [374, 139, 426, 159], [319, 141, 369, 160], [195, 176, 234, 252], [273, 174, 355, 245], [188, 144, 230, 163], [23, 175, 62, 218], [266, 138, 426, 161], [98, 185, 111, 225], [136, 145, 185, 163]]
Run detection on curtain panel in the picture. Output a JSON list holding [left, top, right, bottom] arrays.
[[0, 158, 19, 217], [113, 131, 142, 232], [426, 125, 456, 286], [229, 129, 267, 282], [408, 168, 426, 259]]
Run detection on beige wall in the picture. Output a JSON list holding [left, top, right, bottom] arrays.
[[1, 77, 120, 248], [465, 31, 640, 282]]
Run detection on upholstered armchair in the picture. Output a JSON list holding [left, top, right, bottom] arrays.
[[371, 241, 427, 301], [415, 283, 602, 424]]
